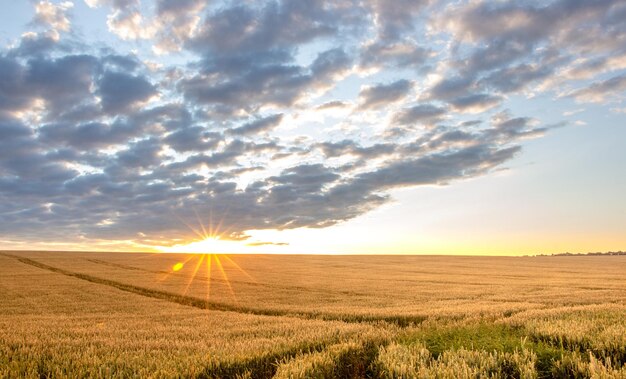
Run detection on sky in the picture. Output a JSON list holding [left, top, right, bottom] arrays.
[[0, 0, 625, 255]]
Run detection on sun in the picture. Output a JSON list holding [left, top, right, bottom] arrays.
[[162, 236, 249, 254], [155, 208, 251, 254], [152, 211, 256, 303]]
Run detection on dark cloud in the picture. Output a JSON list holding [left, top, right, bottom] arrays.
[[0, 117, 33, 140], [156, 0, 199, 14], [360, 40, 430, 71], [461, 39, 534, 75], [0, 54, 101, 119], [449, 93, 503, 113], [0, 57, 29, 115], [152, 0, 206, 52], [98, 71, 156, 113], [568, 74, 626, 103], [427, 76, 474, 101], [420, 70, 504, 115], [164, 126, 220, 152], [310, 48, 352, 78], [358, 79, 413, 109], [447, 0, 618, 47], [350, 144, 521, 192], [132, 104, 193, 131], [370, 0, 430, 41], [317, 100, 348, 110], [176, 1, 362, 115], [358, 0, 434, 71], [28, 55, 98, 116], [481, 63, 553, 93], [187, 1, 362, 55], [425, 0, 626, 116], [316, 140, 395, 159], [1, 42, 160, 124], [229, 114, 284, 136], [10, 31, 61, 57], [393, 104, 447, 126], [1, 0, 622, 247], [102, 53, 141, 72], [115, 138, 163, 169], [181, 46, 352, 114], [39, 120, 140, 149], [181, 65, 305, 113], [267, 164, 340, 198]]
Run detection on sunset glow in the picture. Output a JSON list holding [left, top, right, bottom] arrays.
[[0, 0, 624, 255], [160, 237, 248, 255], [2, 2, 624, 376]]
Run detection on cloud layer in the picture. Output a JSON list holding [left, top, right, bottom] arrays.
[[1, 0, 625, 248]]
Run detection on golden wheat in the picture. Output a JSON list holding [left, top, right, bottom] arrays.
[[1, 251, 624, 378]]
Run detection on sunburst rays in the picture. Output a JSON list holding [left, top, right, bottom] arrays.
[[183, 254, 206, 296], [156, 209, 253, 303]]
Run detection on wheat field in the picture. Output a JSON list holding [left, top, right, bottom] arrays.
[[0, 251, 624, 378]]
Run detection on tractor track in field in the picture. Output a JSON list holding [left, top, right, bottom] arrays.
[[84, 257, 376, 298], [2, 252, 425, 327], [0, 253, 389, 379]]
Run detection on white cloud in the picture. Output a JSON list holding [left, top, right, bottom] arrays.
[[1, 0, 625, 247], [34, 1, 74, 32]]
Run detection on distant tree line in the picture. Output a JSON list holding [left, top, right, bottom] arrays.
[[535, 251, 626, 257]]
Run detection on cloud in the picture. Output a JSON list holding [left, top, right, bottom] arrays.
[[358, 79, 413, 109], [246, 241, 289, 247], [186, 1, 361, 55], [152, 0, 205, 53], [163, 126, 220, 153], [181, 47, 351, 114], [420, 67, 496, 117], [316, 140, 395, 159], [115, 138, 163, 168], [10, 31, 61, 57], [568, 74, 626, 103], [33, 1, 74, 33], [481, 63, 552, 93], [425, 0, 626, 113], [173, 1, 361, 115], [0, 0, 623, 247], [393, 104, 447, 126], [180, 65, 307, 113], [358, 0, 433, 72], [0, 57, 30, 116], [0, 54, 100, 121], [316, 101, 348, 110], [229, 114, 284, 136], [449, 93, 503, 113], [310, 48, 352, 78], [0, 117, 33, 140], [370, 0, 430, 41], [98, 71, 157, 113], [350, 144, 521, 191], [360, 40, 430, 71], [426, 76, 475, 101], [107, 11, 156, 40], [83, 0, 156, 41], [433, 0, 617, 47], [39, 121, 139, 149]]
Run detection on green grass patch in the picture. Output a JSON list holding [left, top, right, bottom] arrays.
[[400, 322, 528, 356], [399, 322, 571, 378]]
